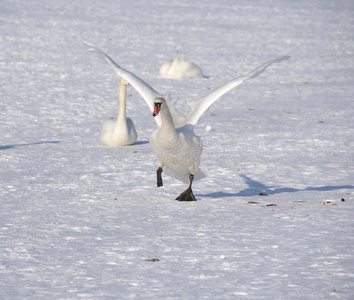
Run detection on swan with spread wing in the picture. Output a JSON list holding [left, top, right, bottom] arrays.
[[87, 44, 289, 200]]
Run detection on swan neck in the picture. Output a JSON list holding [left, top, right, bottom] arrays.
[[160, 107, 177, 135], [117, 79, 127, 120]]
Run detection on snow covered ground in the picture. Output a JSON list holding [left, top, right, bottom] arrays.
[[1, 0, 354, 298]]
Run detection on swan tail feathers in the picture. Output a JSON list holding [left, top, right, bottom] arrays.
[[194, 169, 206, 181]]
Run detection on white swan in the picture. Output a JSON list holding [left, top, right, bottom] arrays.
[[100, 78, 137, 146], [86, 44, 289, 200], [151, 97, 204, 201], [160, 57, 205, 79]]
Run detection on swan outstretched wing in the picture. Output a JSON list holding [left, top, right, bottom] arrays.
[[86, 43, 163, 126], [87, 44, 290, 128], [185, 56, 290, 126]]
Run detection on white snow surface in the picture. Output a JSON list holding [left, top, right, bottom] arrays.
[[1, 0, 354, 299]]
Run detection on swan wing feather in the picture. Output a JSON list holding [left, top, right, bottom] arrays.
[[86, 43, 163, 126], [185, 55, 290, 126]]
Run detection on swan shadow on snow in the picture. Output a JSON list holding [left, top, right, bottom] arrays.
[[197, 174, 354, 198], [0, 141, 60, 150], [133, 141, 149, 146]]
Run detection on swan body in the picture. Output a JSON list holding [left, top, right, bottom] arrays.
[[160, 57, 205, 79], [100, 78, 137, 146], [151, 98, 205, 201], [150, 98, 205, 184]]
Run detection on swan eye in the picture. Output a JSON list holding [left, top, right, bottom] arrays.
[[154, 102, 162, 110], [152, 102, 162, 117]]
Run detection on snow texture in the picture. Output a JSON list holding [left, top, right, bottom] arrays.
[[1, 0, 354, 299]]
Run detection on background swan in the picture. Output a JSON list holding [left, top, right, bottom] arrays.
[[100, 78, 137, 146], [160, 57, 205, 79]]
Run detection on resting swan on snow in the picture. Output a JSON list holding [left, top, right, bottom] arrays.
[[160, 57, 205, 79], [100, 78, 137, 146], [87, 44, 289, 200]]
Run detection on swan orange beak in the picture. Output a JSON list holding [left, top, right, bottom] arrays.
[[152, 102, 161, 117]]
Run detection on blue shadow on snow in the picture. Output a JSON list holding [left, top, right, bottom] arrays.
[[0, 141, 60, 150], [197, 174, 354, 198]]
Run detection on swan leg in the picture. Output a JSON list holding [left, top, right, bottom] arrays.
[[157, 167, 163, 187], [176, 174, 196, 202]]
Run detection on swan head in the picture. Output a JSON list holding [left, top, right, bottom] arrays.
[[152, 97, 166, 117]]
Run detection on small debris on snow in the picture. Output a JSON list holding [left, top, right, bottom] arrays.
[[291, 81, 310, 84], [145, 258, 160, 262], [288, 200, 307, 203]]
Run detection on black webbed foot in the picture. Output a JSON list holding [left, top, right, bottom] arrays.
[[157, 167, 163, 187], [175, 187, 196, 201], [175, 174, 196, 201]]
